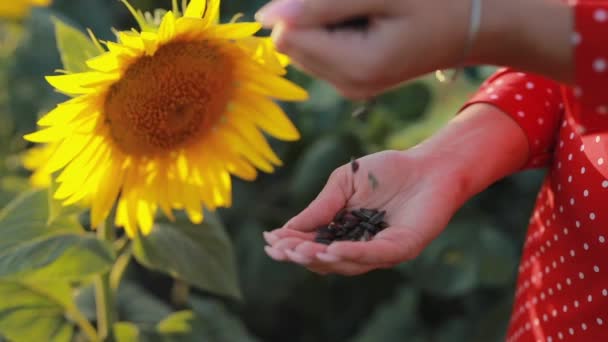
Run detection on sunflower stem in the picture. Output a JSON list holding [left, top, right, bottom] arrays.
[[170, 278, 190, 309], [95, 221, 117, 342]]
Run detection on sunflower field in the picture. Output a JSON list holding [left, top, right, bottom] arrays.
[[0, 0, 546, 341]]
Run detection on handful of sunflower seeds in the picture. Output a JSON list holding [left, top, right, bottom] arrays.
[[314, 208, 389, 244]]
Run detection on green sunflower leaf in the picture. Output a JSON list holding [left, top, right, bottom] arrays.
[[0, 189, 115, 281], [52, 17, 101, 73], [0, 233, 115, 281], [0, 189, 81, 251], [114, 322, 140, 342], [0, 280, 74, 342], [156, 301, 260, 342], [132, 212, 241, 300]]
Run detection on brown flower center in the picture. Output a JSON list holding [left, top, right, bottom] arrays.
[[104, 40, 235, 155]]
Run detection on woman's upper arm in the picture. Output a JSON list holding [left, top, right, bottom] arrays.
[[570, 1, 608, 133], [459, 68, 564, 169]]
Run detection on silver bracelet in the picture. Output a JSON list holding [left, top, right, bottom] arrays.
[[435, 0, 482, 83]]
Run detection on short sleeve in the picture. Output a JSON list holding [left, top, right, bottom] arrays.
[[569, 1, 608, 133], [460, 68, 564, 169]]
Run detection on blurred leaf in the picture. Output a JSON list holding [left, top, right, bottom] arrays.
[[386, 76, 479, 150], [47, 179, 85, 229], [76, 281, 172, 325], [433, 319, 472, 342], [375, 82, 431, 121], [351, 286, 423, 342], [51, 0, 116, 39], [156, 311, 206, 342], [297, 80, 344, 115], [0, 176, 31, 209], [133, 213, 241, 299], [290, 134, 362, 205], [189, 297, 260, 342], [115, 322, 142, 342], [0, 233, 114, 281], [409, 222, 481, 297], [479, 228, 517, 287], [0, 189, 113, 280], [7, 9, 63, 133], [52, 17, 100, 73], [235, 222, 307, 307], [0, 280, 73, 342], [472, 296, 512, 342], [0, 189, 81, 252], [156, 299, 259, 342]]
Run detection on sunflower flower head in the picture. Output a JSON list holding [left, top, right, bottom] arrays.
[[0, 0, 51, 19], [24, 0, 308, 237]]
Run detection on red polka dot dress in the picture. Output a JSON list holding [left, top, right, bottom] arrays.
[[461, 2, 608, 341]]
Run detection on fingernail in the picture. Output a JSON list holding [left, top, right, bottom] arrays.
[[285, 249, 311, 264], [263, 231, 278, 245], [316, 252, 340, 263], [255, 0, 302, 27], [264, 246, 286, 261]]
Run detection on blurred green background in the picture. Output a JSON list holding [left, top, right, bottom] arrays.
[[0, 0, 546, 341]]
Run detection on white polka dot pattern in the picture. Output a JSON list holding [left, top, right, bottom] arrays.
[[462, 4, 608, 340], [463, 24, 608, 342]]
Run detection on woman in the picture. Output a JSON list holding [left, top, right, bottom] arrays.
[[257, 0, 608, 340]]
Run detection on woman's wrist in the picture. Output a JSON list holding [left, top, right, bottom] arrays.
[[468, 0, 573, 84]]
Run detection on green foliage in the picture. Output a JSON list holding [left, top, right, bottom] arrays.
[[0, 190, 114, 281], [133, 213, 241, 299], [52, 17, 101, 73], [0, 281, 74, 342]]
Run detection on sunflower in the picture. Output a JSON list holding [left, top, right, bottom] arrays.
[[0, 0, 51, 19], [24, 0, 308, 237]]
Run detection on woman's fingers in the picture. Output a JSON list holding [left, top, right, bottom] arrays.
[[271, 22, 397, 96], [313, 227, 423, 265], [263, 228, 316, 245], [256, 0, 393, 28]]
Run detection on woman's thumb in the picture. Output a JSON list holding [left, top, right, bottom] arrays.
[[283, 166, 353, 232]]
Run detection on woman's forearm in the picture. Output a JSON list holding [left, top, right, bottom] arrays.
[[470, 0, 573, 84], [412, 103, 529, 204]]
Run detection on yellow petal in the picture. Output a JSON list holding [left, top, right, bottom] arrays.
[[175, 17, 208, 40], [205, 0, 220, 24], [140, 32, 160, 55], [118, 31, 145, 50], [24, 125, 70, 143], [43, 134, 92, 173], [90, 159, 124, 227], [224, 112, 282, 165], [225, 156, 257, 181], [57, 144, 110, 203], [152, 162, 175, 221], [184, 0, 206, 18], [46, 72, 114, 95], [182, 183, 203, 224], [37, 96, 90, 126], [219, 129, 275, 173], [54, 137, 106, 197], [158, 11, 176, 44], [233, 94, 301, 141], [106, 41, 139, 57], [207, 138, 257, 181], [238, 64, 309, 101], [86, 52, 122, 73], [211, 23, 261, 40], [136, 198, 156, 235]]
